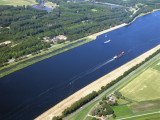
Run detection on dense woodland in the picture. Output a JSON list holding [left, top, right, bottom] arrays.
[[94, 0, 160, 7], [0, 1, 130, 66], [0, 0, 160, 67]]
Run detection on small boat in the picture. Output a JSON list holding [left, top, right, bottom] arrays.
[[113, 51, 124, 59], [104, 40, 111, 43]]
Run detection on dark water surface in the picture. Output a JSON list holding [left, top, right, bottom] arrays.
[[0, 11, 160, 120]]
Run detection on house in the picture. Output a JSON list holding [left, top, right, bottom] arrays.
[[50, 38, 59, 42], [157, 63, 160, 66], [0, 41, 11, 45], [8, 59, 15, 63], [4, 41, 11, 45], [109, 96, 115, 103], [101, 115, 105, 120], [56, 35, 67, 40], [43, 36, 50, 40], [43, 35, 67, 43]]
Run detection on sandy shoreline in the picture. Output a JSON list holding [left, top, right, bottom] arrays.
[[35, 43, 160, 120], [88, 23, 127, 40]]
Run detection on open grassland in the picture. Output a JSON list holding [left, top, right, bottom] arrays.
[[122, 112, 160, 120], [0, 0, 37, 6], [128, 99, 160, 113], [117, 99, 130, 105], [120, 68, 160, 102], [112, 105, 133, 117]]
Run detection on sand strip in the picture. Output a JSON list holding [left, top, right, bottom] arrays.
[[35, 44, 160, 120], [87, 23, 127, 40]]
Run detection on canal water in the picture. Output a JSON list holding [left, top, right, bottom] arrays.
[[0, 11, 160, 120]]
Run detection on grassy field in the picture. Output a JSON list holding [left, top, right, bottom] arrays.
[[116, 98, 130, 105], [0, 0, 37, 6], [123, 112, 160, 120], [119, 68, 160, 102], [114, 58, 160, 119], [112, 105, 133, 117], [128, 99, 160, 113]]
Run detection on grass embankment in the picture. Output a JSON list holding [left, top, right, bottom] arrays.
[[0, 0, 37, 6], [0, 38, 93, 78]]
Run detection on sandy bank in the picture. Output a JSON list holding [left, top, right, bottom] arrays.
[[87, 23, 127, 40], [35, 44, 160, 120]]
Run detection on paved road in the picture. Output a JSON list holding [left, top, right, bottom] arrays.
[[64, 53, 160, 120]]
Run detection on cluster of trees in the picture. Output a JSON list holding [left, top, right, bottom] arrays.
[[0, 1, 131, 66], [91, 97, 115, 117]]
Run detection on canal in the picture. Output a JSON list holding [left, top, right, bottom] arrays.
[[0, 11, 160, 120]]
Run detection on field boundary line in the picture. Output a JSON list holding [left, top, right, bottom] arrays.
[[117, 111, 160, 120]]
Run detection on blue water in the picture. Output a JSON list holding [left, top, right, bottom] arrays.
[[0, 11, 160, 120], [32, 1, 52, 13]]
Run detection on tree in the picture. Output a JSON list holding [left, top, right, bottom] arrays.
[[52, 116, 62, 120]]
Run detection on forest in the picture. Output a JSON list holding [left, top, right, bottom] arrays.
[[94, 0, 160, 7], [0, 0, 160, 67], [0, 1, 131, 67]]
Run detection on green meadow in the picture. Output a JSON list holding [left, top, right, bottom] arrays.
[[113, 58, 160, 118], [0, 0, 37, 6], [120, 68, 160, 102]]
